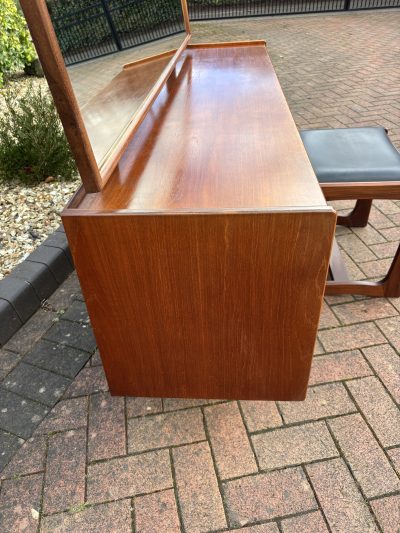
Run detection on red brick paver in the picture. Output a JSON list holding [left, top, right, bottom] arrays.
[[87, 450, 172, 504], [41, 500, 132, 533], [281, 511, 329, 533], [172, 442, 227, 532], [377, 316, 400, 351], [370, 495, 400, 533], [224, 468, 317, 526], [36, 396, 88, 433], [278, 382, 356, 423], [363, 344, 400, 403], [126, 396, 163, 417], [134, 489, 181, 533], [239, 399, 283, 431], [306, 458, 379, 532], [318, 322, 386, 352], [331, 298, 397, 324], [43, 429, 86, 513], [88, 392, 126, 461], [0, 435, 46, 479], [236, 525, 280, 533], [127, 408, 205, 453], [0, 474, 43, 532], [252, 421, 338, 470], [308, 349, 372, 385], [1, 10, 400, 533], [346, 377, 400, 447], [389, 448, 400, 476], [204, 401, 258, 479], [328, 414, 400, 498]]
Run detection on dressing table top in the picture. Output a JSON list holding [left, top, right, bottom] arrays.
[[71, 42, 328, 213]]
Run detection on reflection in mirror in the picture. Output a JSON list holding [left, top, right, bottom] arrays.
[[45, 0, 187, 169]]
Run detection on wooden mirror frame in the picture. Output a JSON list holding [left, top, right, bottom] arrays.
[[20, 0, 191, 193]]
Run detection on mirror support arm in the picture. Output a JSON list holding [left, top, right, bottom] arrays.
[[99, 33, 192, 186], [181, 0, 191, 35], [20, 0, 103, 193]]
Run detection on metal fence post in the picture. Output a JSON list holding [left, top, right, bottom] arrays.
[[100, 0, 123, 50]]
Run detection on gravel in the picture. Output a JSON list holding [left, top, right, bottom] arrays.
[[0, 75, 80, 279], [0, 178, 79, 279]]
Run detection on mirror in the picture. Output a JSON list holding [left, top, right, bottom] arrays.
[[44, 0, 189, 172]]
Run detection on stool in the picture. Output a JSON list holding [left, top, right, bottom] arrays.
[[300, 127, 400, 297]]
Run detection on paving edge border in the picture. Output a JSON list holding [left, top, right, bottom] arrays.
[[0, 225, 74, 346]]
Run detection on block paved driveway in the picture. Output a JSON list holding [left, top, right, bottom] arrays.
[[1, 10, 400, 533]]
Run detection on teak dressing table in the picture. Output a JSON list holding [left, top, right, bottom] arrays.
[[21, 0, 336, 401]]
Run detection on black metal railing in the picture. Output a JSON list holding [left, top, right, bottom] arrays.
[[46, 0, 399, 65], [46, 0, 185, 65], [188, 0, 399, 20]]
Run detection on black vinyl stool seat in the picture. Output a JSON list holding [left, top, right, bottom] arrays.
[[300, 127, 400, 184], [300, 126, 400, 298]]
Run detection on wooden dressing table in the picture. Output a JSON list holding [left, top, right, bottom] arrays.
[[22, 1, 336, 400]]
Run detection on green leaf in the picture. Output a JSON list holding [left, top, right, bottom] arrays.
[[0, 0, 37, 87]]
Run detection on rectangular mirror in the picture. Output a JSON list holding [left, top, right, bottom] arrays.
[[43, 0, 190, 178]]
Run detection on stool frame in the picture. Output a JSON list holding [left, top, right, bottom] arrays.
[[323, 189, 400, 298]]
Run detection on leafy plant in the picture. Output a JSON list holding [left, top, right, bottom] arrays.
[[0, 84, 77, 183], [0, 0, 36, 87]]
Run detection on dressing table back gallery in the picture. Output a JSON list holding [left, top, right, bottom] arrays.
[[21, 0, 336, 401]]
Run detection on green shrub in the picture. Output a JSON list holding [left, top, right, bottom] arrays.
[[0, 84, 77, 183], [0, 0, 36, 87]]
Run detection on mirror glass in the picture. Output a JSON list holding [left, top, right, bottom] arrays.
[[45, 0, 187, 169]]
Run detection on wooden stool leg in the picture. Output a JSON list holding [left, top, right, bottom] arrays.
[[326, 240, 400, 298], [383, 242, 400, 297], [337, 199, 372, 228]]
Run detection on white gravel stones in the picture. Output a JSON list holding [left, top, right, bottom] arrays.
[[0, 178, 79, 279]]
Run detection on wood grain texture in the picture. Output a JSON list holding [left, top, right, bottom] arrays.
[[77, 44, 327, 212], [20, 0, 102, 193], [63, 210, 335, 400], [322, 181, 400, 200], [62, 43, 336, 399]]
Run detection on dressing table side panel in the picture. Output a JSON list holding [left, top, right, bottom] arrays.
[[62, 209, 335, 400]]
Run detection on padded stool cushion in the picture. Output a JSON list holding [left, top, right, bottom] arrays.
[[300, 127, 400, 183]]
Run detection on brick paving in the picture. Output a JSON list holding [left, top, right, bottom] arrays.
[[1, 9, 400, 533]]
